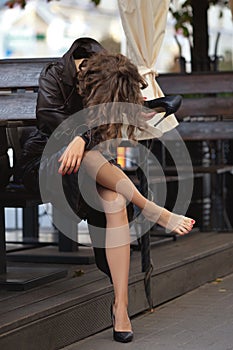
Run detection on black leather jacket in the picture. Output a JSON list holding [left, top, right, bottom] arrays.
[[19, 38, 104, 175], [17, 38, 112, 281]]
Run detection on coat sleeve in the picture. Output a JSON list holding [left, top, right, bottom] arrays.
[[36, 63, 72, 136], [36, 63, 91, 148]]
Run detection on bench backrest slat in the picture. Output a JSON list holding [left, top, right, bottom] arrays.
[[157, 71, 233, 121], [0, 59, 233, 131], [0, 58, 56, 89], [0, 93, 37, 126], [162, 121, 233, 141], [157, 72, 233, 95], [176, 96, 233, 118]]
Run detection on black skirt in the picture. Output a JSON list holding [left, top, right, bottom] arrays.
[[22, 148, 134, 223]]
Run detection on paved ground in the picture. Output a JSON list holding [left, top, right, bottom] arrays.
[[62, 273, 233, 350]]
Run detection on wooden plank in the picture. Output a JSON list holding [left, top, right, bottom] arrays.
[[1, 233, 233, 350], [157, 72, 233, 95], [2, 232, 229, 306], [162, 121, 233, 140], [0, 58, 56, 89], [0, 93, 37, 125], [1, 61, 232, 94], [0, 262, 96, 303], [0, 57, 56, 64], [163, 165, 233, 174], [0, 96, 232, 126], [176, 97, 233, 118], [0, 232, 233, 335], [0, 231, 225, 313], [0, 267, 106, 315]]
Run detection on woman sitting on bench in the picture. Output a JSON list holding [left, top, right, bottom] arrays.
[[55, 52, 195, 342], [19, 39, 195, 343]]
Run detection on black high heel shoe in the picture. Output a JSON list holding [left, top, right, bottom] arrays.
[[144, 95, 182, 118], [111, 304, 134, 343]]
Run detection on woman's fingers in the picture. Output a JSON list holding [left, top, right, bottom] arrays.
[[58, 160, 68, 175], [73, 158, 81, 173], [58, 136, 86, 174], [67, 157, 79, 175], [58, 153, 70, 174], [142, 111, 156, 120], [58, 154, 82, 175]]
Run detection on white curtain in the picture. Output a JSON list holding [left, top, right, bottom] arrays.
[[118, 0, 179, 138]]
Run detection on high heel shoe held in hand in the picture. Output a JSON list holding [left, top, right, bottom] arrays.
[[144, 95, 182, 118]]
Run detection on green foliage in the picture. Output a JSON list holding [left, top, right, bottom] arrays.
[[5, 0, 27, 8], [170, 0, 230, 38], [170, 0, 193, 38], [91, 0, 101, 5]]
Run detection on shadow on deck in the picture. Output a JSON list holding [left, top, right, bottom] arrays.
[[0, 231, 233, 350]]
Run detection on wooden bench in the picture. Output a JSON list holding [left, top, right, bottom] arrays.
[[123, 72, 233, 233], [1, 59, 232, 288], [155, 71, 233, 231]]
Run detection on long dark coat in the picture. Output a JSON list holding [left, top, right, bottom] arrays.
[[18, 37, 111, 280]]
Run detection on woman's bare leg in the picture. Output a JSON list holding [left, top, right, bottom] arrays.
[[98, 186, 132, 332], [82, 151, 195, 234]]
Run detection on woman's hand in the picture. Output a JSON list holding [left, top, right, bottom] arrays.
[[58, 136, 86, 175], [141, 111, 156, 121]]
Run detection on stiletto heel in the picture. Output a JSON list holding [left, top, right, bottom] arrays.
[[144, 95, 182, 118], [110, 304, 134, 343]]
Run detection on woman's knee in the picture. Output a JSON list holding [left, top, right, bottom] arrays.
[[98, 188, 126, 214]]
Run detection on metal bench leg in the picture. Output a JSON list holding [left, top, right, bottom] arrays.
[[53, 207, 78, 252], [1, 205, 67, 290], [23, 206, 39, 240], [58, 231, 78, 252]]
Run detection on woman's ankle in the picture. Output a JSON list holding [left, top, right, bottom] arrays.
[[114, 299, 128, 310], [142, 200, 163, 223]]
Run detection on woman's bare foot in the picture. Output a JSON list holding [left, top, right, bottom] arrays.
[[157, 208, 194, 235], [142, 201, 195, 235]]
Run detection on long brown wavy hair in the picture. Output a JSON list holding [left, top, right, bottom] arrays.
[[77, 52, 148, 148]]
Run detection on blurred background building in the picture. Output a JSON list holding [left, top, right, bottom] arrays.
[[0, 0, 232, 72]]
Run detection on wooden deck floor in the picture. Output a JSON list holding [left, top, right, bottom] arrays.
[[0, 231, 233, 350]]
